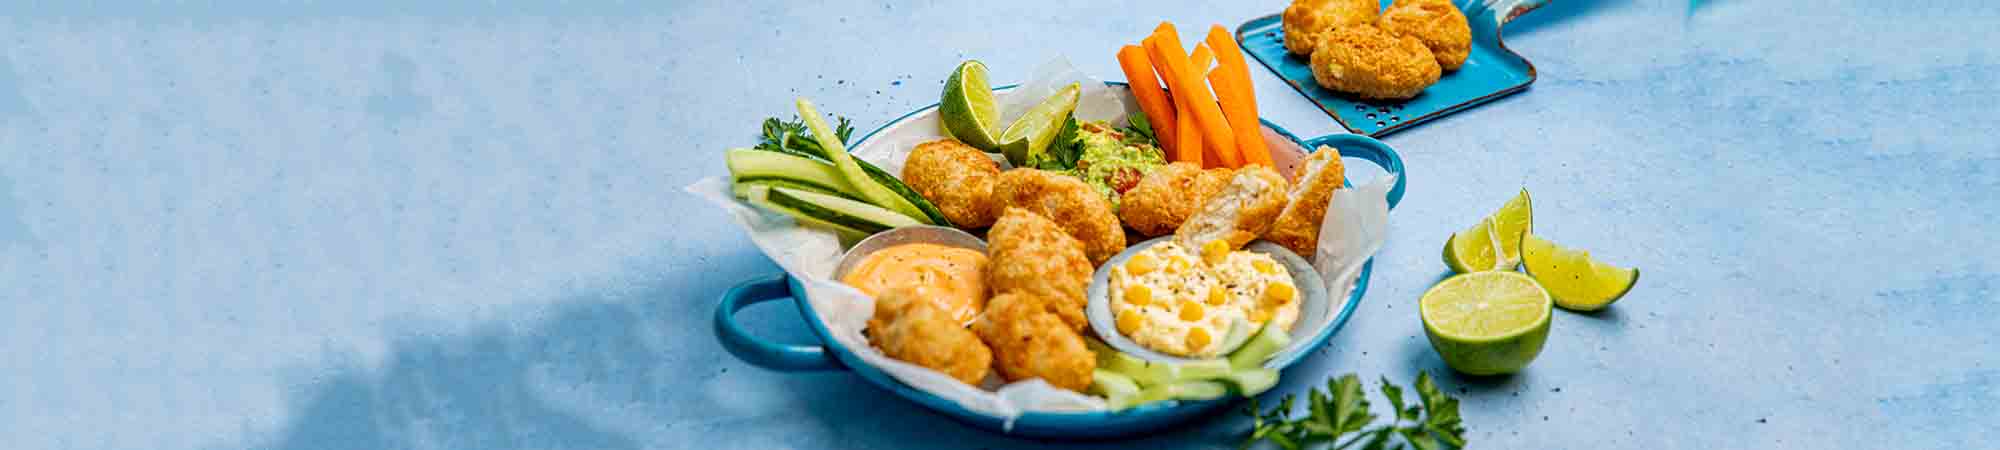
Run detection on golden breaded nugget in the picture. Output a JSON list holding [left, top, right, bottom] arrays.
[[1310, 24, 1441, 100], [868, 288, 993, 386], [1265, 147, 1348, 258], [902, 138, 1001, 228], [1379, 0, 1472, 71], [989, 169, 1126, 265], [974, 291, 1096, 392], [1176, 165, 1289, 251], [1282, 0, 1381, 56], [1118, 162, 1233, 237], [986, 207, 1091, 331]]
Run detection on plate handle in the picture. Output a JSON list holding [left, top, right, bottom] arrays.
[[713, 274, 844, 372], [1308, 134, 1407, 210]]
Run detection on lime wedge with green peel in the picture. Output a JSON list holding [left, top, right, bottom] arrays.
[[996, 82, 1080, 167], [1420, 271, 1552, 375], [1443, 189, 1533, 273], [940, 61, 1001, 151], [1522, 233, 1640, 311]]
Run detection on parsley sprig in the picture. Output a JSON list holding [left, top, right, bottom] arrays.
[[1243, 372, 1466, 450]]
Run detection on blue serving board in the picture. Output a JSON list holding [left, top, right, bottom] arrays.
[[1237, 0, 1548, 137]]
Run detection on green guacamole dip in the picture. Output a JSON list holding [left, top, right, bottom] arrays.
[[1064, 120, 1165, 210]]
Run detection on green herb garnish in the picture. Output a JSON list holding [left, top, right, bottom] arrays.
[[1242, 372, 1466, 450]]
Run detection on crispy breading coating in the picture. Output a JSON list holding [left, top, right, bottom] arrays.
[[868, 288, 993, 386], [989, 169, 1126, 265], [1118, 162, 1234, 237], [1309, 24, 1441, 100], [901, 138, 1002, 228], [1378, 0, 1472, 71], [1175, 165, 1290, 251], [985, 207, 1092, 331], [973, 291, 1096, 392], [1265, 147, 1348, 258], [1282, 0, 1382, 56]]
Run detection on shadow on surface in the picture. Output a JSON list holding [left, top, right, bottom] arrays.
[[1503, 0, 1629, 38], [245, 241, 1249, 449]]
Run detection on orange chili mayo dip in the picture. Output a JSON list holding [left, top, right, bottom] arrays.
[[840, 243, 990, 325]]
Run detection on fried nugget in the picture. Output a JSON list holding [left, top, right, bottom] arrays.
[[1175, 165, 1289, 251], [1378, 0, 1472, 71], [989, 169, 1126, 265], [867, 287, 993, 385], [986, 207, 1092, 331], [1118, 162, 1234, 237], [1265, 146, 1348, 258], [902, 138, 1001, 228], [1282, 0, 1381, 56], [973, 291, 1096, 392], [1309, 24, 1442, 100]]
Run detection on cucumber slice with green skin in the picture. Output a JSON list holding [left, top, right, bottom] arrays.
[[1213, 318, 1257, 357], [734, 179, 856, 201], [1123, 380, 1230, 408], [1217, 368, 1280, 396], [736, 185, 868, 241], [857, 162, 954, 227], [764, 186, 919, 235], [1227, 321, 1293, 370], [794, 99, 931, 223], [1127, 358, 1232, 387], [725, 148, 857, 198], [1090, 370, 1142, 409]]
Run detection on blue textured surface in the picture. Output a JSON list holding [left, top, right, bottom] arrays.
[[1, 1, 1995, 449]]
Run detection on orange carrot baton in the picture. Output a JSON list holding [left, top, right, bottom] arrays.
[[1146, 22, 1238, 169], [1188, 44, 1242, 168], [1144, 33, 1202, 165], [1115, 45, 1178, 156], [1205, 25, 1274, 167]]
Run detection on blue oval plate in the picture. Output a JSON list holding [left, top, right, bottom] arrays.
[[712, 82, 1406, 439]]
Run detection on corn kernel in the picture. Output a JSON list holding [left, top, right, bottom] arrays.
[[1126, 253, 1159, 275], [1202, 239, 1230, 265], [1187, 327, 1212, 350], [1207, 286, 1228, 305], [1117, 309, 1143, 336], [1168, 258, 1191, 273], [1249, 308, 1272, 323], [1124, 284, 1153, 306], [1179, 300, 1205, 321], [1252, 258, 1277, 274], [1265, 282, 1297, 304]]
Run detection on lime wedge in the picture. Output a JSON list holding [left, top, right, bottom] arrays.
[[1522, 233, 1639, 311], [940, 61, 1001, 151], [1419, 271, 1551, 375], [995, 82, 1080, 167], [1443, 189, 1532, 273]]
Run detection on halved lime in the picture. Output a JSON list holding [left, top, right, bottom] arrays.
[[1522, 233, 1639, 311], [995, 82, 1079, 167], [1443, 189, 1532, 273], [1419, 271, 1552, 375], [940, 61, 1001, 151]]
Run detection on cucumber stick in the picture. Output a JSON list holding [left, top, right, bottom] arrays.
[[795, 98, 930, 223], [725, 149, 858, 199], [736, 185, 868, 241], [764, 186, 919, 234]]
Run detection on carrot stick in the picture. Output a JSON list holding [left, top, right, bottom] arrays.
[[1115, 45, 1178, 156], [1187, 45, 1243, 167], [1205, 26, 1274, 167], [1144, 34, 1199, 165], [1145, 23, 1238, 169], [1174, 92, 1203, 166]]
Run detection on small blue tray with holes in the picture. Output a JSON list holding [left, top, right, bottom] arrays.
[[1237, 0, 1549, 137]]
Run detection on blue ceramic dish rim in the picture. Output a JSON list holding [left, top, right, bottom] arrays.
[[711, 81, 1406, 435], [1233, 0, 1545, 138]]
